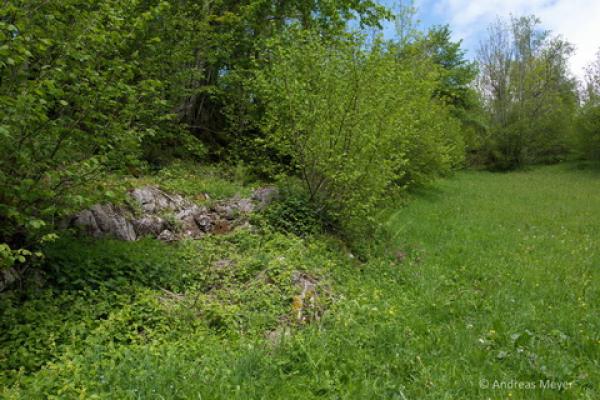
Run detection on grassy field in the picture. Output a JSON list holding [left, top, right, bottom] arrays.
[[378, 163, 600, 398], [2, 163, 599, 399]]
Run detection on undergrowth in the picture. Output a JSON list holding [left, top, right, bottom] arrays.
[[1, 163, 598, 399]]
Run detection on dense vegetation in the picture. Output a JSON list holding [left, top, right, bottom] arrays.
[[2, 1, 599, 264], [475, 16, 578, 169], [2, 164, 598, 399], [577, 50, 600, 161], [1, 0, 599, 398], [0, 0, 469, 267]]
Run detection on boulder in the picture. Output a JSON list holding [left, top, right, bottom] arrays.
[[157, 229, 176, 242], [194, 214, 213, 232], [235, 198, 255, 213], [175, 204, 205, 220], [73, 204, 136, 241], [213, 204, 236, 220], [0, 267, 20, 292]]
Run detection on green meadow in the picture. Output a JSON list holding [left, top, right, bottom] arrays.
[[2, 164, 598, 399]]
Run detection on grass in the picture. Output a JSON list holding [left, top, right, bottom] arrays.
[[1, 163, 598, 399], [378, 163, 600, 398]]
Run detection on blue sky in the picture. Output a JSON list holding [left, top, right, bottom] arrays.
[[376, 0, 600, 79]]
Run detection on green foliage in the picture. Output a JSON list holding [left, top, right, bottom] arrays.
[[576, 104, 600, 161], [263, 181, 324, 237], [0, 0, 395, 268], [0, 0, 206, 266], [2, 165, 599, 399], [576, 50, 600, 161], [0, 244, 38, 270], [175, 0, 389, 144], [0, 229, 337, 388], [416, 26, 487, 162], [407, 25, 479, 111], [254, 30, 464, 238], [476, 16, 578, 170]]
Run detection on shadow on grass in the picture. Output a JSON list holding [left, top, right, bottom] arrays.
[[565, 160, 600, 174], [406, 184, 447, 203], [40, 234, 194, 292]]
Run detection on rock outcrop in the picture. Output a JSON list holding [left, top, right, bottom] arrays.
[[72, 204, 137, 241], [70, 186, 278, 241]]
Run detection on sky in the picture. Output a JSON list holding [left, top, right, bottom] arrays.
[[378, 0, 600, 79]]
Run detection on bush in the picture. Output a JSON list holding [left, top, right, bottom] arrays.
[[253, 30, 463, 239]]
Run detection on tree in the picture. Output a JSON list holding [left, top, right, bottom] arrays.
[[393, 21, 482, 166], [583, 49, 600, 102], [476, 16, 578, 169], [393, 0, 419, 47], [414, 26, 484, 162], [175, 0, 389, 150], [418, 26, 479, 110], [576, 49, 600, 161]]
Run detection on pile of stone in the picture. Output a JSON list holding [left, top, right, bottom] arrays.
[[70, 186, 278, 241]]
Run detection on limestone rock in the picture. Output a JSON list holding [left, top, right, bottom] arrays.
[[194, 213, 213, 232], [71, 185, 280, 242], [130, 186, 190, 213], [157, 229, 176, 242], [0, 267, 20, 292], [132, 216, 168, 237], [291, 272, 320, 323], [73, 204, 136, 241]]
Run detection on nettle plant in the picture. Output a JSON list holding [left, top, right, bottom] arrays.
[[254, 30, 462, 238]]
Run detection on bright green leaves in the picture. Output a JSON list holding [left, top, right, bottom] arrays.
[[254, 30, 464, 240], [0, 244, 36, 269], [0, 0, 198, 269]]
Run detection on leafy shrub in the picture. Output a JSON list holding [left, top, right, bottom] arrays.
[[254, 30, 463, 238]]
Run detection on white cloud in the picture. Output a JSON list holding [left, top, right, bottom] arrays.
[[416, 0, 600, 79]]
